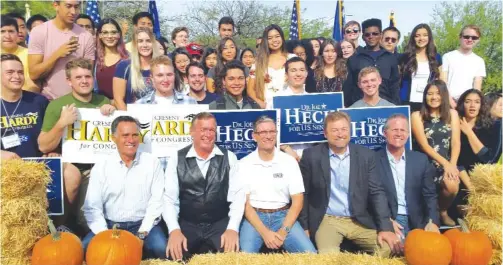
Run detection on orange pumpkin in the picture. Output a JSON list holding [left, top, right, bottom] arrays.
[[405, 219, 452, 265], [444, 219, 492, 265], [31, 220, 84, 265], [86, 224, 143, 265]]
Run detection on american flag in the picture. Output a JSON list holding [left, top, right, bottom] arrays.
[[148, 0, 161, 39], [85, 0, 101, 25], [289, 0, 301, 40]]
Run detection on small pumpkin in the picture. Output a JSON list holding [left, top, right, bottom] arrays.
[[31, 220, 84, 265], [444, 218, 492, 265], [405, 219, 452, 265], [86, 224, 142, 265]]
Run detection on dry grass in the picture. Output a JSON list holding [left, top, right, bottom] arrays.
[[490, 249, 502, 265], [467, 194, 502, 222], [1, 159, 52, 200], [466, 216, 502, 250], [470, 164, 502, 195], [140, 253, 406, 265], [0, 257, 31, 265]]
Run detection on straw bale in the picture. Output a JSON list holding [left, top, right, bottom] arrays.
[[0, 257, 31, 265], [1, 159, 51, 200], [467, 194, 502, 222], [1, 197, 48, 225], [469, 164, 502, 195], [490, 249, 502, 265], [186, 252, 406, 265], [140, 259, 182, 265], [466, 215, 502, 249], [1, 222, 48, 258]]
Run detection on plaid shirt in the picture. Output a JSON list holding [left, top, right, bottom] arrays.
[[135, 90, 197, 105]]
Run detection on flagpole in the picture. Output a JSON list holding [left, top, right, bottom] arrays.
[[296, 0, 302, 39]]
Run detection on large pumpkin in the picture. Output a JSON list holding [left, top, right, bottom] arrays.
[[404, 219, 452, 265], [31, 220, 84, 265], [86, 224, 143, 265], [444, 219, 492, 265]]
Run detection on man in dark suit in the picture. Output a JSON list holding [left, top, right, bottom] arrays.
[[299, 111, 401, 256], [377, 114, 440, 239]]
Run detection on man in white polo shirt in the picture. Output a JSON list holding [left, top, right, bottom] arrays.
[[238, 115, 316, 253]]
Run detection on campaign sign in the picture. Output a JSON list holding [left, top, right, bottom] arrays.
[[62, 109, 150, 163], [211, 109, 280, 159], [273, 92, 344, 144], [23, 157, 63, 215], [338, 106, 411, 150], [128, 104, 208, 157]]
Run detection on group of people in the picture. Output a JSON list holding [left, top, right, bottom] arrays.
[[1, 0, 502, 261]]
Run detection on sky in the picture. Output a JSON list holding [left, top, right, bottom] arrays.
[[157, 0, 464, 45]]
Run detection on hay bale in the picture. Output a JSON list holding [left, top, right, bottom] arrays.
[[466, 216, 502, 249], [467, 194, 502, 222], [140, 259, 182, 265], [490, 249, 502, 265], [1, 159, 52, 199], [1, 160, 51, 262], [470, 164, 502, 195], [186, 253, 406, 265]]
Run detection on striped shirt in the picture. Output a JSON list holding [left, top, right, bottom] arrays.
[[82, 151, 164, 234]]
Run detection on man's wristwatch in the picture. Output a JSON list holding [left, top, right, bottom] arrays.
[[137, 231, 148, 240], [282, 226, 291, 234]]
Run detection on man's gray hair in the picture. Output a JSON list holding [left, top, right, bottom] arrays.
[[253, 115, 275, 131], [383, 113, 409, 131], [111, 115, 141, 135]]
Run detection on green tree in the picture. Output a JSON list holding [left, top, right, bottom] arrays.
[[430, 1, 502, 93], [1, 1, 54, 20]]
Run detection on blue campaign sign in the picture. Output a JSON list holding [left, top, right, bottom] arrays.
[[23, 157, 64, 216], [211, 109, 280, 159], [273, 92, 344, 144], [338, 106, 411, 150]]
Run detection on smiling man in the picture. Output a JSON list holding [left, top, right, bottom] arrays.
[[350, 67, 394, 108], [376, 114, 440, 239], [187, 62, 219, 104], [163, 112, 245, 260], [82, 115, 167, 259], [342, 18, 400, 107], [28, 0, 95, 100]]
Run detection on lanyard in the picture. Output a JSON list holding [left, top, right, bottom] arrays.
[[1, 98, 22, 137]]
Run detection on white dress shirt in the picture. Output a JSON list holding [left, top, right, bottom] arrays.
[[163, 144, 244, 233], [239, 149, 305, 209], [83, 151, 164, 234]]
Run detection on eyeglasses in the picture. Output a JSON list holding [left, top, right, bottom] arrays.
[[100, 31, 119, 36], [254, 130, 277, 136], [364, 32, 380, 38], [462, 35, 480, 41], [384, 37, 397, 43], [345, 29, 360, 34]]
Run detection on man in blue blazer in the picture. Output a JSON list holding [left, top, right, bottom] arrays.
[[376, 113, 440, 239], [299, 111, 401, 256]]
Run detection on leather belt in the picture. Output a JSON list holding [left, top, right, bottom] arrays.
[[254, 205, 289, 213]]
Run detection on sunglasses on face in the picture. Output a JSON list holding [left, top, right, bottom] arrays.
[[462, 35, 480, 41], [364, 32, 380, 38], [384, 37, 397, 43], [345, 28, 360, 34]]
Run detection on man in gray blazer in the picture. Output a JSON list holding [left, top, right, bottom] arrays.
[[299, 111, 401, 256], [376, 114, 440, 239]]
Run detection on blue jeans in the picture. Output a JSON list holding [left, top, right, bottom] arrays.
[[239, 210, 316, 253], [82, 219, 167, 259], [395, 214, 410, 241]]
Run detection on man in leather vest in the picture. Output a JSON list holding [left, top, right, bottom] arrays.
[[163, 112, 245, 260]]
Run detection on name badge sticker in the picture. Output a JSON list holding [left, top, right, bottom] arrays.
[[2, 132, 21, 149], [273, 173, 283, 178]]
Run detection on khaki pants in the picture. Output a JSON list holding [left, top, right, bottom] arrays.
[[315, 215, 391, 257]]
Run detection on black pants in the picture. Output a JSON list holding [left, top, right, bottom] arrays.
[[180, 217, 228, 259]]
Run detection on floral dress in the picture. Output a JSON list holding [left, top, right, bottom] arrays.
[[423, 117, 452, 183]]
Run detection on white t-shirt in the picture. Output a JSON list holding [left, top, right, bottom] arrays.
[[442, 50, 486, 99], [410, 61, 431, 103], [238, 149, 305, 209]]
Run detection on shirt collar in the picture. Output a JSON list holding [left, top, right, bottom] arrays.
[[329, 146, 350, 159], [186, 144, 223, 160], [145, 90, 186, 104], [250, 148, 280, 166], [116, 151, 141, 166], [286, 86, 307, 95], [386, 147, 406, 163]]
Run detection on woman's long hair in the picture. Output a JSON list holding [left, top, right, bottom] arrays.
[[314, 39, 347, 81], [201, 47, 217, 74], [456, 89, 493, 129], [213, 37, 238, 94], [130, 28, 161, 92], [254, 24, 288, 101], [420, 80, 451, 123], [400, 24, 439, 79], [286, 40, 315, 68], [171, 47, 192, 81], [95, 18, 128, 72]]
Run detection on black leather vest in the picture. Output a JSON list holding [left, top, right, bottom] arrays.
[[177, 145, 230, 224]]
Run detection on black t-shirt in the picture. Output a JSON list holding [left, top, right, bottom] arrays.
[[197, 92, 219, 104], [1, 91, 49, 157]]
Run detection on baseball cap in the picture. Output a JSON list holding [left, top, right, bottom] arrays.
[[186, 42, 203, 57]]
